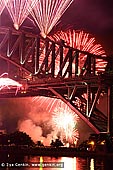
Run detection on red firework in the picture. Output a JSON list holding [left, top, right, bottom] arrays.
[[49, 29, 107, 73]]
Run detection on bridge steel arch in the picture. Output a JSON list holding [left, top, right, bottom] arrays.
[[0, 27, 113, 134]]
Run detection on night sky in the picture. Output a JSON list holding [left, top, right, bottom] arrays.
[[1, 0, 113, 55], [60, 0, 113, 55]]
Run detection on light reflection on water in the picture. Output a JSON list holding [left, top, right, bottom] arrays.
[[24, 156, 111, 170], [90, 159, 94, 170], [26, 157, 113, 170], [0, 155, 113, 170]]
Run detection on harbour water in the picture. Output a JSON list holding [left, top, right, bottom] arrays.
[[0, 155, 113, 170]]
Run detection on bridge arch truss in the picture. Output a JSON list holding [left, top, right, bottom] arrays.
[[0, 27, 113, 134]]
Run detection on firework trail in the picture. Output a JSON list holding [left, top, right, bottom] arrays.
[[32, 96, 60, 113], [50, 29, 107, 73], [0, 72, 22, 92], [30, 0, 74, 38], [6, 0, 38, 30], [51, 30, 105, 55], [0, 0, 9, 15]]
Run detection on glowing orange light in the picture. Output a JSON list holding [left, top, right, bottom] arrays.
[[89, 141, 95, 145]]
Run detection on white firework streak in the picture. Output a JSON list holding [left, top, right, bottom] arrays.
[[31, 0, 74, 38], [0, 0, 9, 15], [0, 73, 22, 94], [6, 0, 38, 30], [52, 102, 79, 142]]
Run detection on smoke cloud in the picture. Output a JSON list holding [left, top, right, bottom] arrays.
[[0, 96, 98, 145], [0, 97, 66, 145]]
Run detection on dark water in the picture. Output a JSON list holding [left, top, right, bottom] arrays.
[[0, 155, 113, 170]]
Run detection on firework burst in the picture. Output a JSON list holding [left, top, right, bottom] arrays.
[[50, 29, 107, 73], [0, 73, 22, 92], [0, 0, 9, 15], [32, 96, 79, 143], [6, 0, 38, 30], [30, 0, 74, 38], [52, 101, 79, 143]]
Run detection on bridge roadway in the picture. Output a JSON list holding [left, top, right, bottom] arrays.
[[0, 27, 113, 134]]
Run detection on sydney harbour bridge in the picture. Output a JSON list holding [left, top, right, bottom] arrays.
[[0, 0, 113, 137], [0, 26, 113, 135]]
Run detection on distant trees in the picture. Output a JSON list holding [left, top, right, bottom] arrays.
[[9, 131, 34, 146], [50, 139, 64, 147], [36, 140, 44, 147], [0, 134, 9, 146], [0, 131, 34, 146]]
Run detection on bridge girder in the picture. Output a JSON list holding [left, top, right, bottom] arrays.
[[0, 27, 111, 133]]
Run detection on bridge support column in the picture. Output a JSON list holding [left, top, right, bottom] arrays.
[[107, 86, 113, 134], [86, 83, 91, 117]]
